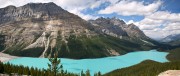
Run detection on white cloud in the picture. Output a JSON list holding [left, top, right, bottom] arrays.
[[129, 11, 180, 39], [79, 13, 98, 20], [147, 11, 180, 22], [138, 11, 180, 30], [54, 0, 122, 20], [70, 9, 98, 20], [163, 22, 180, 31], [127, 20, 135, 24], [143, 24, 180, 39], [98, 0, 162, 16], [139, 18, 164, 25], [90, 0, 103, 9], [51, 0, 107, 20], [0, 0, 13, 8]]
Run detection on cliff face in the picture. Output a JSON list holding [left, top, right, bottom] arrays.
[[0, 2, 157, 59], [89, 17, 149, 39]]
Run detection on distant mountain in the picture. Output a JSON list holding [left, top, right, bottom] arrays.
[[0, 2, 160, 59], [89, 17, 149, 39], [161, 34, 180, 45], [161, 34, 180, 42]]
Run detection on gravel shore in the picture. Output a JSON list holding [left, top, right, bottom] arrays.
[[158, 70, 180, 76], [0, 52, 18, 62]]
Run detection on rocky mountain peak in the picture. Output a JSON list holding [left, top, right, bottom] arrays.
[[110, 17, 126, 26], [23, 2, 59, 9], [26, 2, 57, 6], [124, 23, 147, 39], [127, 23, 139, 29], [22, 2, 64, 13], [0, 2, 71, 24], [95, 17, 126, 26], [89, 17, 149, 39], [4, 5, 16, 10], [90, 17, 128, 37]]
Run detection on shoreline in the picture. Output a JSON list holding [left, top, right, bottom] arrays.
[[0, 52, 19, 62]]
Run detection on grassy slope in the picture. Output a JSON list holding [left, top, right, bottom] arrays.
[[104, 60, 180, 76]]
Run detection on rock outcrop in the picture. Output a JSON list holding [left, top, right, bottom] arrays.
[[158, 70, 180, 76]]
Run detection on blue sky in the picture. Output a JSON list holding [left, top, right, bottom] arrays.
[[0, 0, 180, 39], [84, 0, 180, 22]]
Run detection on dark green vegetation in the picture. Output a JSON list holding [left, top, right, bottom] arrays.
[[0, 61, 102, 76], [104, 60, 180, 76], [0, 61, 78, 76], [0, 35, 5, 52], [167, 47, 180, 61], [19, 47, 45, 57], [56, 34, 155, 59], [48, 51, 63, 76]]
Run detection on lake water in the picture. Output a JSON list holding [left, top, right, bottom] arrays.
[[8, 50, 169, 75]]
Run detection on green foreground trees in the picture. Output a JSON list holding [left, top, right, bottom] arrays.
[[47, 52, 63, 76], [104, 60, 180, 76]]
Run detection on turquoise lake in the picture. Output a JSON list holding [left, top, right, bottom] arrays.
[[8, 50, 169, 75]]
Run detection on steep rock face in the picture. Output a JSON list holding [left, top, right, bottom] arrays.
[[124, 23, 148, 39], [0, 2, 68, 23], [89, 17, 128, 38], [0, 2, 157, 59], [89, 17, 150, 40]]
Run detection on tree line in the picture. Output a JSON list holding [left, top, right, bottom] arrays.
[[104, 60, 180, 76]]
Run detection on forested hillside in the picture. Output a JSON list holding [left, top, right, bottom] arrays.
[[104, 60, 180, 76]]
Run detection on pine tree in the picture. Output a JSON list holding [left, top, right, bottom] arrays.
[[47, 51, 62, 76], [97, 71, 101, 76], [0, 61, 4, 73], [86, 70, 90, 76], [81, 70, 85, 76], [30, 67, 35, 76]]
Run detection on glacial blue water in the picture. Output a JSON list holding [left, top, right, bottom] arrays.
[[8, 50, 168, 75]]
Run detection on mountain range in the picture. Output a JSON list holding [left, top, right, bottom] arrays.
[[160, 34, 180, 46], [0, 2, 162, 59]]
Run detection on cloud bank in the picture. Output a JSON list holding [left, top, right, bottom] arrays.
[[98, 0, 162, 16], [131, 11, 180, 39]]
